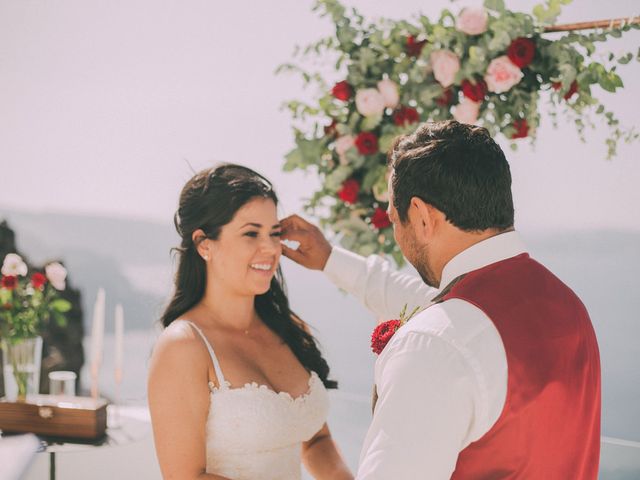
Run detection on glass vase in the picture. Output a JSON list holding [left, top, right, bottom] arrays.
[[1, 336, 43, 402]]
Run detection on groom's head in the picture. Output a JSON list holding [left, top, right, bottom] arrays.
[[387, 120, 514, 287]]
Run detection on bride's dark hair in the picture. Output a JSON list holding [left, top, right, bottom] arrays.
[[160, 164, 337, 388]]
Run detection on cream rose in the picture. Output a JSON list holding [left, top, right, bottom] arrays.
[[430, 50, 461, 88], [45, 262, 67, 291], [377, 79, 400, 109], [484, 56, 524, 93], [355, 88, 386, 117], [452, 97, 481, 125], [1, 253, 28, 277], [456, 7, 489, 35], [335, 135, 356, 165]]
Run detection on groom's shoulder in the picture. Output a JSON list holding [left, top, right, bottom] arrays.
[[396, 298, 497, 347]]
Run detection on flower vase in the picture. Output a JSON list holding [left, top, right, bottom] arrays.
[[1, 336, 43, 402]]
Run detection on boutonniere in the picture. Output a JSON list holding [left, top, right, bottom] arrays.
[[370, 304, 422, 355]]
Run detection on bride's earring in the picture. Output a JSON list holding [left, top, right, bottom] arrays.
[[203, 254, 209, 261]]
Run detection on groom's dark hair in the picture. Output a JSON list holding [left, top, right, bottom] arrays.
[[389, 120, 514, 231]]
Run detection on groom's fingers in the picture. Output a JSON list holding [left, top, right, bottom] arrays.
[[281, 214, 311, 232]]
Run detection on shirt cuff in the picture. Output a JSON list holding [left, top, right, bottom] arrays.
[[323, 246, 366, 293]]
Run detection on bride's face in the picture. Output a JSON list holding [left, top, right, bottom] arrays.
[[208, 197, 282, 296]]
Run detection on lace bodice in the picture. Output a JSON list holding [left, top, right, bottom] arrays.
[[184, 321, 329, 480]]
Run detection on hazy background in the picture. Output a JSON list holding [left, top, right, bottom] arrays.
[[1, 0, 639, 477]]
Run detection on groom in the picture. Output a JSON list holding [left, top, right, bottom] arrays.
[[281, 120, 601, 479]]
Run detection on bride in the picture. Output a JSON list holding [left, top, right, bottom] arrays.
[[148, 164, 352, 479]]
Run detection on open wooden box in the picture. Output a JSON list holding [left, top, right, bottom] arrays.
[[0, 395, 108, 440]]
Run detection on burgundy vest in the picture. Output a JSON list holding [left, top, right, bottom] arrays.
[[444, 254, 601, 479]]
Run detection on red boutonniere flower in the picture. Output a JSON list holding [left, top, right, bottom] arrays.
[[371, 305, 422, 355]]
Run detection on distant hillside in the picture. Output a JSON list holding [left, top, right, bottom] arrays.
[[0, 209, 178, 331]]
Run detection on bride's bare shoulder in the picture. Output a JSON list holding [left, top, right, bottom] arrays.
[[151, 319, 207, 366]]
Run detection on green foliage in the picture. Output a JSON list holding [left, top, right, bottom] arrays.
[[279, 0, 638, 264], [0, 257, 71, 342]]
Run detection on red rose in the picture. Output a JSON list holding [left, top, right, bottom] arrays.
[[393, 106, 420, 126], [436, 88, 454, 107], [552, 80, 579, 100], [511, 119, 529, 139], [405, 35, 427, 57], [371, 207, 391, 229], [461, 78, 488, 102], [507, 37, 536, 68], [31, 272, 47, 289], [331, 81, 353, 101], [355, 132, 379, 155], [338, 178, 360, 204], [1, 275, 17, 290], [371, 319, 402, 355]]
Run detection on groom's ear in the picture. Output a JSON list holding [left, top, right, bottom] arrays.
[[409, 197, 438, 241]]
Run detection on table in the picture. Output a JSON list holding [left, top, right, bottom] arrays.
[[34, 405, 151, 480]]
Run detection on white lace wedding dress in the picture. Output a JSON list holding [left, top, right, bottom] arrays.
[[185, 321, 330, 480]]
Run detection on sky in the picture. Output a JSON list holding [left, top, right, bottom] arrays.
[[1, 0, 639, 233]]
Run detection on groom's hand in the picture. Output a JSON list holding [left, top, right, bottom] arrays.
[[280, 215, 332, 270]]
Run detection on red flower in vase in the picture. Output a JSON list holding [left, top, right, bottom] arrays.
[[31, 272, 47, 289], [1, 275, 17, 291]]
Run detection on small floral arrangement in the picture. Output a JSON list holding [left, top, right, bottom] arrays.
[[371, 304, 422, 355], [279, 0, 639, 265], [0, 253, 71, 343]]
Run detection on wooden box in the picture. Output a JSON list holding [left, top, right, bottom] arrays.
[[0, 395, 108, 440]]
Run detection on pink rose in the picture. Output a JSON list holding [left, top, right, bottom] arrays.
[[45, 262, 67, 291], [335, 135, 355, 165], [430, 50, 460, 88], [452, 97, 481, 125], [377, 79, 400, 109], [355, 88, 386, 117], [484, 56, 523, 94], [456, 7, 489, 35]]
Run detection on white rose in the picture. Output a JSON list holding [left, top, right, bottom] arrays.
[[1, 253, 28, 277], [456, 7, 489, 35], [377, 79, 400, 109], [334, 135, 356, 165], [452, 97, 481, 125], [484, 55, 524, 94], [355, 88, 386, 117], [45, 262, 67, 291], [430, 50, 461, 88]]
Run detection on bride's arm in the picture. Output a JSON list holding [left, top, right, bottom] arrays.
[[302, 423, 353, 480], [148, 324, 231, 480]]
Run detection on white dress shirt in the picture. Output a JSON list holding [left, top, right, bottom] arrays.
[[323, 231, 529, 479]]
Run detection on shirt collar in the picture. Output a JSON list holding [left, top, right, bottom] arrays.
[[439, 230, 528, 289]]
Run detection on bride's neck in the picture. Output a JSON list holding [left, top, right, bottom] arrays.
[[198, 282, 258, 332]]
